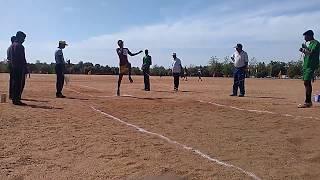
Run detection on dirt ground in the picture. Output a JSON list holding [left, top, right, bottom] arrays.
[[1, 74, 320, 180]]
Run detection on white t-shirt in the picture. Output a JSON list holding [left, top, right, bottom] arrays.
[[172, 58, 182, 73], [231, 50, 248, 68]]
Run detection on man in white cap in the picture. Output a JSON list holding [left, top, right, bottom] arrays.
[[55, 41, 68, 98], [230, 43, 248, 97], [172, 53, 183, 91]]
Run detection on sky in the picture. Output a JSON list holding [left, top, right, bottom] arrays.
[[0, 0, 320, 67]]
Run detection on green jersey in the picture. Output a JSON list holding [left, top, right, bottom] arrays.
[[142, 55, 152, 70], [303, 39, 320, 70]]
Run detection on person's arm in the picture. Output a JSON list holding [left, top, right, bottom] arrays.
[[244, 52, 249, 67], [300, 42, 317, 55], [149, 56, 152, 66], [128, 49, 143, 56], [17, 44, 27, 66], [231, 53, 235, 62]]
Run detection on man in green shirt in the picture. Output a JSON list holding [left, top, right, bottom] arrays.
[[298, 30, 320, 108], [142, 49, 152, 91]]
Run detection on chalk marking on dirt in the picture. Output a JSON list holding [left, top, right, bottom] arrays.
[[66, 87, 94, 97], [91, 106, 261, 180], [75, 84, 102, 91], [198, 100, 320, 120]]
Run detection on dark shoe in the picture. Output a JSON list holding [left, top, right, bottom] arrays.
[[13, 101, 27, 106], [238, 94, 245, 97], [145, 89, 150, 91], [129, 77, 134, 83], [56, 94, 66, 98], [230, 94, 237, 96], [298, 103, 312, 108]]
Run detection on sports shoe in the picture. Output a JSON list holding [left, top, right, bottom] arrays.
[[13, 101, 27, 106], [230, 94, 237, 96], [298, 103, 312, 108], [56, 94, 66, 98], [238, 94, 245, 97]]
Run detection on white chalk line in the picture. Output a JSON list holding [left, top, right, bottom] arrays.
[[198, 100, 320, 121], [91, 106, 261, 180]]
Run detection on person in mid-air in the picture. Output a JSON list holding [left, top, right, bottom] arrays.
[[172, 53, 183, 91], [230, 43, 248, 97], [298, 30, 320, 108], [116, 40, 143, 96]]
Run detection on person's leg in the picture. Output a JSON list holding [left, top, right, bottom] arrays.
[[56, 65, 63, 96], [145, 70, 150, 90], [239, 69, 246, 96], [143, 70, 147, 90], [173, 73, 178, 90], [20, 71, 26, 100], [117, 74, 123, 96], [304, 80, 312, 104], [9, 68, 13, 99], [12, 67, 23, 104], [232, 69, 239, 95], [128, 63, 133, 83]]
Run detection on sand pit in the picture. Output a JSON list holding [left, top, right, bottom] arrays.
[[1, 74, 320, 179]]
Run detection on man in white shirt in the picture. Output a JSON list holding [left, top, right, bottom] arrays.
[[172, 53, 182, 91], [230, 44, 248, 97]]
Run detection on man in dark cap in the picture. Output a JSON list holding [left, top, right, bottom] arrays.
[[7, 36, 16, 100], [298, 30, 320, 108], [9, 31, 27, 105], [142, 49, 152, 91], [230, 43, 248, 97], [55, 41, 68, 98]]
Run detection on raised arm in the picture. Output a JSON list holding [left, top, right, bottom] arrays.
[[128, 49, 143, 56]]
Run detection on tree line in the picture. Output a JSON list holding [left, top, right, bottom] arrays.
[[0, 56, 317, 79]]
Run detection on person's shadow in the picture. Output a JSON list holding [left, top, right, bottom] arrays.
[[25, 104, 63, 110], [22, 98, 49, 103]]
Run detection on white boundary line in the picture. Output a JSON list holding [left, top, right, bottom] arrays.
[[91, 106, 261, 180], [198, 100, 320, 120]]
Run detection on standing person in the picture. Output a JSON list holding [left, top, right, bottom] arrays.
[[298, 30, 320, 108], [7, 36, 16, 100], [142, 49, 152, 91], [116, 40, 143, 96], [9, 31, 27, 105], [230, 43, 248, 97], [172, 53, 182, 91], [183, 67, 188, 81], [55, 41, 68, 98], [198, 68, 203, 81]]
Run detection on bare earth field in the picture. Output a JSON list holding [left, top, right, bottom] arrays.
[[1, 74, 320, 180]]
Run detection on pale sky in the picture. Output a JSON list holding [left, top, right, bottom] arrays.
[[0, 0, 319, 67]]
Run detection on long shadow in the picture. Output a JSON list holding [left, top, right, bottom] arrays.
[[122, 96, 173, 100], [65, 97, 89, 101], [22, 98, 49, 103], [25, 104, 63, 110], [247, 96, 286, 100], [153, 90, 201, 93]]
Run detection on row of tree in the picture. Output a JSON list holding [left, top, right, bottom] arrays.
[[0, 57, 315, 79]]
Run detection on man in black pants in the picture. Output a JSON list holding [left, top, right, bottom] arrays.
[[55, 41, 68, 98], [142, 49, 152, 91], [172, 53, 182, 91], [9, 31, 27, 105], [7, 36, 16, 100]]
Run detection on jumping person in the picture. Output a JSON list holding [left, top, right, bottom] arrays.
[[230, 43, 248, 97], [7, 36, 16, 100], [55, 41, 68, 98], [142, 49, 152, 91], [9, 31, 27, 105], [116, 40, 143, 96], [172, 53, 183, 91], [298, 30, 320, 108]]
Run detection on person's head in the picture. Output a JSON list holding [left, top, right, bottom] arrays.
[[303, 30, 314, 42], [58, 41, 68, 49], [235, 43, 243, 52], [172, 52, 177, 59], [10, 36, 16, 44], [16, 31, 26, 44], [118, 40, 124, 48], [145, 49, 149, 55]]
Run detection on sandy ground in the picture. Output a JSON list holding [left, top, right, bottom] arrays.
[[1, 74, 320, 180]]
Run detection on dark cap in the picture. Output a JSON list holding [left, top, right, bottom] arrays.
[[234, 43, 243, 49], [11, 36, 16, 43], [16, 31, 26, 38], [303, 30, 314, 36]]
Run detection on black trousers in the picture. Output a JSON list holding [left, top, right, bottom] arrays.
[[9, 65, 13, 99], [173, 73, 180, 89], [143, 68, 150, 90], [55, 64, 65, 95], [12, 67, 25, 102]]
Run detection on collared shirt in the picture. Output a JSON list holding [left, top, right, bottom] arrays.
[[172, 58, 182, 73], [231, 50, 248, 68], [55, 48, 65, 64], [9, 42, 27, 68], [142, 55, 152, 69]]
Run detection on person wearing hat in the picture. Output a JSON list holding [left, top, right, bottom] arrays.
[[230, 43, 248, 97], [298, 30, 320, 108], [9, 31, 27, 105], [172, 53, 183, 91], [7, 36, 16, 100], [116, 40, 143, 96], [55, 40, 68, 98], [142, 49, 152, 91]]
